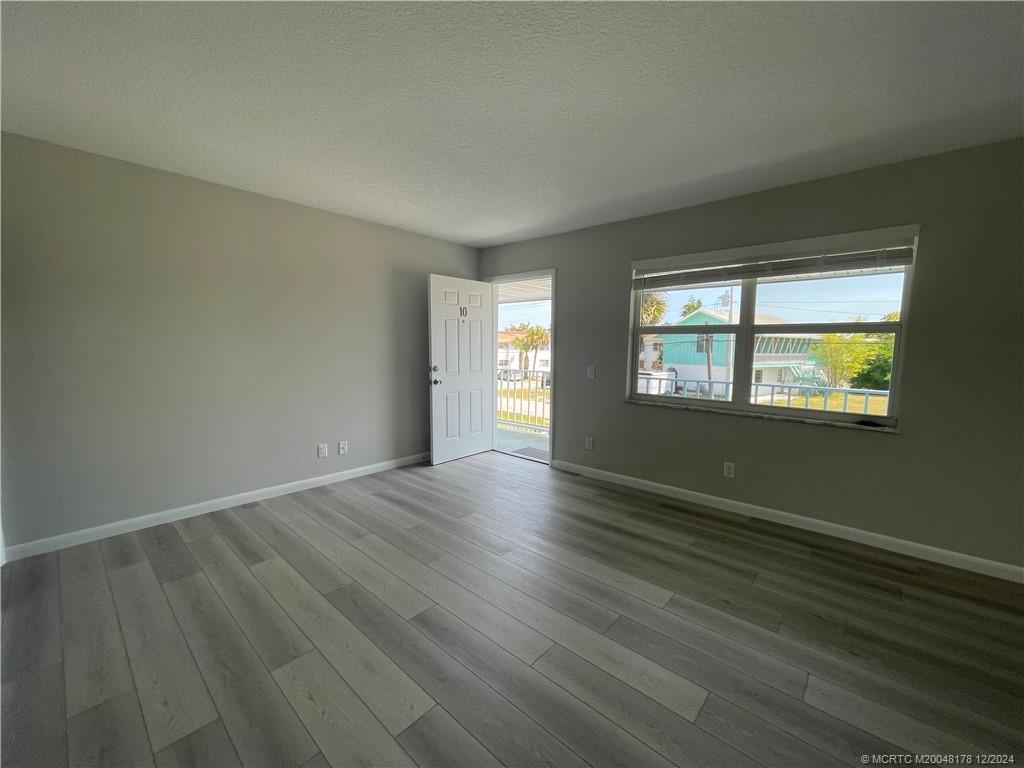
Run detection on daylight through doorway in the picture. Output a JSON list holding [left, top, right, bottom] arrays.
[[495, 275, 552, 463]]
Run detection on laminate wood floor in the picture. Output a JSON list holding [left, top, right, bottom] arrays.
[[3, 451, 1022, 767]]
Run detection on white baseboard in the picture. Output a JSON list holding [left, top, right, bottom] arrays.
[[4, 452, 430, 563], [551, 459, 1024, 584]]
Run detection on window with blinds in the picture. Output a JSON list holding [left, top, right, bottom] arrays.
[[628, 225, 918, 428]]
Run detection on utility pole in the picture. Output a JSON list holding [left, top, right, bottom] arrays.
[[705, 331, 714, 395], [725, 285, 735, 394]]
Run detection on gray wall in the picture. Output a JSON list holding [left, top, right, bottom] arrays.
[[2, 133, 478, 547], [481, 139, 1023, 567]]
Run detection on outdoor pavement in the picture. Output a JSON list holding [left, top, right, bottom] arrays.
[[495, 425, 550, 463]]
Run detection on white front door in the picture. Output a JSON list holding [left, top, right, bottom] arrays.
[[428, 274, 494, 464]]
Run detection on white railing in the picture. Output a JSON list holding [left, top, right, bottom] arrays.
[[638, 375, 889, 414], [497, 369, 551, 434], [638, 375, 733, 400], [751, 383, 889, 414]]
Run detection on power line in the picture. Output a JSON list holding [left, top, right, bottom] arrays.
[[756, 304, 895, 317], [755, 299, 898, 304]]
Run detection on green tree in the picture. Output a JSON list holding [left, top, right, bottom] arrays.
[[640, 292, 667, 326], [850, 311, 899, 389], [680, 296, 703, 318], [525, 325, 551, 370], [851, 347, 893, 389], [506, 323, 532, 369], [810, 333, 872, 388], [638, 293, 667, 373], [505, 323, 550, 370], [811, 312, 899, 388]]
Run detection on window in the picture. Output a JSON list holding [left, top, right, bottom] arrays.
[[628, 226, 916, 427]]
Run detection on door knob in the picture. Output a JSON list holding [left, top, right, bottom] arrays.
[[432, 378, 442, 385], [430, 364, 439, 372]]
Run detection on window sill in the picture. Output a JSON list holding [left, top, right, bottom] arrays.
[[624, 396, 901, 434]]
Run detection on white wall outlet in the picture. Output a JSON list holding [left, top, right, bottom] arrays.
[[584, 436, 594, 450], [338, 441, 349, 456], [723, 461, 736, 479], [586, 365, 596, 379], [317, 443, 328, 459]]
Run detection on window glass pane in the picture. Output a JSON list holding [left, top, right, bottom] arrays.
[[749, 332, 896, 416], [640, 280, 742, 327], [754, 267, 904, 324], [637, 333, 736, 401]]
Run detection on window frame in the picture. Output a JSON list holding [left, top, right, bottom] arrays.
[[626, 227, 918, 430]]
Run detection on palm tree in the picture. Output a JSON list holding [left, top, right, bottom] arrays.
[[525, 326, 551, 370], [640, 292, 667, 326], [680, 296, 703, 319], [506, 323, 532, 369], [639, 293, 667, 371], [504, 323, 551, 371]]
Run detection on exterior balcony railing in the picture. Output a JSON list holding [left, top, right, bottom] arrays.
[[496, 369, 551, 434], [637, 375, 734, 400], [637, 375, 889, 415], [751, 382, 889, 414]]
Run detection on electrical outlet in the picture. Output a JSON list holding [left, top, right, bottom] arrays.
[[338, 441, 348, 456], [317, 443, 328, 459], [586, 365, 596, 379], [723, 461, 736, 479], [584, 436, 594, 450]]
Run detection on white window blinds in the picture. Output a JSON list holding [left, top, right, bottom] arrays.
[[631, 225, 918, 291]]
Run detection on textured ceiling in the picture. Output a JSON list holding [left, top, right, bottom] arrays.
[[3, 2, 1022, 248]]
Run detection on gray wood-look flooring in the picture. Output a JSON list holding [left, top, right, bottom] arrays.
[[3, 451, 1022, 767]]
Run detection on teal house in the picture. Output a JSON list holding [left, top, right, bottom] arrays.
[[651, 307, 820, 391], [661, 307, 735, 371]]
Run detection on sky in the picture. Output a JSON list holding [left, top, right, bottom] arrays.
[[659, 271, 904, 325], [496, 271, 904, 331], [498, 299, 551, 330]]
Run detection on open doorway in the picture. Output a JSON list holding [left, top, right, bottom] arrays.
[[492, 272, 553, 463]]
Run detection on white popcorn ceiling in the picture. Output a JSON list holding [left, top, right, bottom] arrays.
[[2, 2, 1021, 248]]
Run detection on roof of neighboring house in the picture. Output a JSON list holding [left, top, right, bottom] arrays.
[[498, 330, 526, 344], [678, 306, 787, 325]]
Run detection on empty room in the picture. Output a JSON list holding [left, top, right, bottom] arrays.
[[2, 2, 1022, 767]]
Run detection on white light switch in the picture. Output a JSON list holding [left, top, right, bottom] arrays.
[[338, 441, 348, 455], [317, 443, 328, 459], [586, 365, 595, 379], [584, 436, 594, 450]]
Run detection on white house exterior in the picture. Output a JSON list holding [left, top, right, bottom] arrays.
[[498, 329, 551, 370]]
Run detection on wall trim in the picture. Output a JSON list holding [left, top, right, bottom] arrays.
[[551, 459, 1024, 584], [4, 452, 429, 563]]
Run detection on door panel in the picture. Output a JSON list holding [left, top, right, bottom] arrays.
[[445, 392, 460, 438], [469, 320, 482, 372], [429, 275, 494, 464], [444, 319, 460, 373]]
